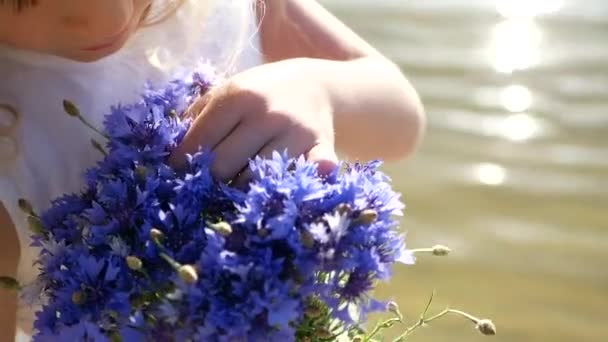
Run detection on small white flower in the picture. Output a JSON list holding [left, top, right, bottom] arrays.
[[325, 211, 351, 241], [108, 236, 130, 257]]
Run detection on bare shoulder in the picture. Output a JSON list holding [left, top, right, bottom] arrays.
[[255, 0, 379, 62], [0, 202, 19, 261], [0, 202, 19, 339]]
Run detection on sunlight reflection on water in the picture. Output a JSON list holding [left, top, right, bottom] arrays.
[[323, 0, 608, 340]]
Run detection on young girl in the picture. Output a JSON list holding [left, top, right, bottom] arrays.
[[0, 0, 424, 339]]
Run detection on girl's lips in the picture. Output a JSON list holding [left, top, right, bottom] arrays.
[[81, 25, 130, 52]]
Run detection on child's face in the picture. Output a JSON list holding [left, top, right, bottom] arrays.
[[0, 0, 152, 62]]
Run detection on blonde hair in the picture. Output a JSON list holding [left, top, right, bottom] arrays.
[[1, 0, 260, 133], [141, 0, 259, 76], [225, 0, 260, 75], [141, 0, 188, 26]]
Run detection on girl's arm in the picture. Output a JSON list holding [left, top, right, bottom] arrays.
[[258, 0, 425, 160], [172, 0, 424, 177], [0, 203, 19, 341]]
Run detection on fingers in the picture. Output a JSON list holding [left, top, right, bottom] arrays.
[[232, 129, 337, 188], [170, 80, 337, 185], [210, 120, 273, 182], [169, 84, 242, 168], [183, 91, 212, 119], [306, 143, 339, 176]]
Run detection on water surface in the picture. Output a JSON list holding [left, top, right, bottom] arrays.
[[323, 1, 608, 340]]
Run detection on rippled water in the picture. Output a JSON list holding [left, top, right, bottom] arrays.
[[323, 0, 608, 340]]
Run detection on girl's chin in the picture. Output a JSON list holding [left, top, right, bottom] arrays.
[[57, 35, 131, 63], [67, 48, 123, 63]]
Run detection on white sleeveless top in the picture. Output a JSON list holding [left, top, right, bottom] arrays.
[[0, 0, 263, 337]]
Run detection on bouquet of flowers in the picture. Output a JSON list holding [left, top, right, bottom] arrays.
[[1, 64, 495, 341]]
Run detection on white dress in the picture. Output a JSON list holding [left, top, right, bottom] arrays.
[[0, 0, 263, 339]]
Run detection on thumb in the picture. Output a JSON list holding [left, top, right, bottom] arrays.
[[306, 143, 339, 176]]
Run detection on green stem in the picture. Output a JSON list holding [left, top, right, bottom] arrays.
[[392, 290, 436, 342], [159, 252, 181, 271], [364, 317, 401, 341], [410, 245, 451, 256], [91, 139, 108, 157], [79, 116, 109, 140], [409, 248, 434, 254], [393, 309, 450, 342], [446, 309, 480, 324], [393, 308, 482, 342]]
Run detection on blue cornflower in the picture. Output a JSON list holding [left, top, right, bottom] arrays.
[[28, 64, 411, 341]]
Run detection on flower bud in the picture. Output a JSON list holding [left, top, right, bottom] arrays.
[[387, 301, 399, 313], [355, 209, 378, 225], [27, 215, 45, 235], [130, 295, 146, 308], [126, 256, 143, 271], [107, 310, 119, 320], [317, 328, 333, 339], [258, 228, 269, 238], [300, 230, 315, 248], [178, 264, 199, 284], [305, 302, 323, 318], [150, 228, 165, 243], [63, 100, 81, 117], [209, 221, 233, 236], [476, 319, 496, 335], [291, 268, 306, 285], [135, 165, 147, 179], [335, 203, 352, 215], [72, 291, 87, 305], [17, 198, 35, 216], [0, 276, 21, 291], [109, 330, 122, 342], [386, 301, 403, 320], [432, 245, 451, 256]]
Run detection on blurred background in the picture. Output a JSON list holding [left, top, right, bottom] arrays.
[[322, 0, 608, 341]]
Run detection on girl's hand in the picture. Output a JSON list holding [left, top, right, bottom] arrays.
[[170, 59, 338, 185]]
